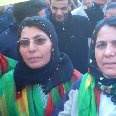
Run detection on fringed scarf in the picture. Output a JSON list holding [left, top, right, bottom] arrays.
[[78, 73, 97, 116], [78, 73, 116, 116]]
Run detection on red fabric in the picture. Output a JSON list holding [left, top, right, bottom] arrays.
[[94, 87, 101, 112], [0, 53, 8, 74], [71, 69, 82, 82], [57, 84, 64, 98], [45, 91, 55, 116], [16, 91, 22, 99]]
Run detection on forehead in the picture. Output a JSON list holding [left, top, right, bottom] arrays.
[[51, 0, 69, 7], [21, 26, 47, 37], [96, 25, 116, 42]]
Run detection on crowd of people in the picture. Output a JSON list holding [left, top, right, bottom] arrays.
[[0, 0, 116, 115]]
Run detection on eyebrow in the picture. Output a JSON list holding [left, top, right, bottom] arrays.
[[96, 40, 105, 44], [20, 34, 48, 40], [52, 6, 67, 9], [96, 40, 116, 44], [33, 35, 47, 39]]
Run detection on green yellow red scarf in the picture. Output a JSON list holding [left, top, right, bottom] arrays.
[[78, 73, 97, 116]]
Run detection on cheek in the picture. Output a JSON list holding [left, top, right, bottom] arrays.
[[42, 43, 52, 59], [19, 47, 27, 60], [95, 49, 103, 67]]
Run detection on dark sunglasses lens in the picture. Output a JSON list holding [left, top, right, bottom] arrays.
[[34, 38, 47, 45], [20, 40, 30, 47]]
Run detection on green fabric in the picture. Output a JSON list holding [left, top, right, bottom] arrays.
[[64, 81, 72, 92], [0, 70, 75, 116], [26, 85, 35, 116], [0, 70, 2, 78], [32, 85, 44, 116], [0, 70, 19, 116], [0, 57, 16, 78], [6, 57, 16, 72], [78, 73, 97, 116], [0, 71, 45, 116], [52, 88, 60, 106], [51, 81, 72, 106]]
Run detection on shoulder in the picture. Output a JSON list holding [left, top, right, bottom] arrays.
[[71, 69, 82, 83], [53, 79, 81, 115], [71, 15, 91, 32], [72, 14, 89, 23], [0, 70, 14, 85]]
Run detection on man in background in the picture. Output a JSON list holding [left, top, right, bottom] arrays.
[[49, 0, 92, 74]]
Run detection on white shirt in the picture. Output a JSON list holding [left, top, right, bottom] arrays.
[[99, 92, 116, 116]]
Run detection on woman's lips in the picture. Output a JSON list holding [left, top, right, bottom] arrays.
[[28, 57, 42, 63], [103, 62, 116, 68]]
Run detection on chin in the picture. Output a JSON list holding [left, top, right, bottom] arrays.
[[28, 62, 48, 69], [104, 72, 116, 78], [28, 64, 43, 69], [56, 18, 64, 22]]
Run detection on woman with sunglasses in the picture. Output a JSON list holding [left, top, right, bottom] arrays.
[[0, 16, 81, 115], [53, 16, 116, 116]]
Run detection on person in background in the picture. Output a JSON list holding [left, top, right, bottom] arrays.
[[72, 0, 104, 30], [49, 0, 92, 74], [71, 0, 77, 10], [73, 0, 82, 7], [104, 2, 116, 19], [0, 0, 47, 60], [0, 16, 81, 115], [0, 5, 14, 34], [53, 16, 116, 116], [92, 0, 107, 9], [92, 0, 115, 10]]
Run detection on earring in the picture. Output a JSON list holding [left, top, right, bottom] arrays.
[[52, 48, 54, 52]]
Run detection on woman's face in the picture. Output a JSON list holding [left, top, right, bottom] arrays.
[[95, 25, 116, 78], [19, 26, 52, 69]]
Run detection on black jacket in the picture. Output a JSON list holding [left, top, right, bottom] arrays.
[[0, 6, 14, 34], [84, 2, 104, 30], [0, 23, 19, 60], [49, 13, 92, 74]]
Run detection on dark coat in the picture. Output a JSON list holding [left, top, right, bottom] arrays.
[[49, 13, 92, 74], [0, 23, 19, 60], [84, 2, 104, 30], [0, 6, 14, 34]]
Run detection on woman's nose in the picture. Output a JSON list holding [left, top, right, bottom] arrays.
[[104, 44, 115, 57], [28, 40, 36, 52]]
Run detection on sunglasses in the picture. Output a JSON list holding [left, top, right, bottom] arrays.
[[17, 37, 48, 48]]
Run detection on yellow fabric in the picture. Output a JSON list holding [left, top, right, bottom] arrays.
[[85, 74, 92, 90], [17, 88, 29, 116], [0, 96, 7, 116]]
